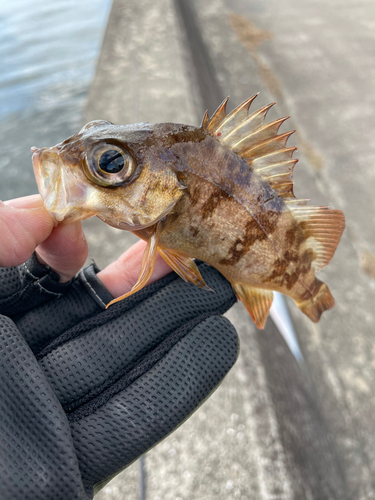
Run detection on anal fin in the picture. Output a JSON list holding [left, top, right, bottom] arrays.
[[158, 247, 212, 291], [232, 283, 273, 329]]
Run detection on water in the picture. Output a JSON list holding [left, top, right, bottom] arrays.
[[0, 0, 112, 200]]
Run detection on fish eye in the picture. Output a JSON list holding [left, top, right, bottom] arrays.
[[84, 143, 136, 187], [99, 149, 125, 174]]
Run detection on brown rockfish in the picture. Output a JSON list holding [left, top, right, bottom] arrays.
[[32, 96, 345, 329]]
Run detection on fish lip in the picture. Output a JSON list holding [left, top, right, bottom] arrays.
[[32, 147, 88, 223], [32, 148, 50, 204]]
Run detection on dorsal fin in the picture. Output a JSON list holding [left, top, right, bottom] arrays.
[[207, 97, 229, 132], [202, 95, 297, 199], [201, 109, 210, 128], [214, 94, 259, 136], [288, 205, 345, 270]]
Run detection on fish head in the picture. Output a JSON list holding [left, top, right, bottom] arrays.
[[32, 120, 186, 230]]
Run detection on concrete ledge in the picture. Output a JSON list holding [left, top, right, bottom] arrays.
[[85, 0, 198, 126]]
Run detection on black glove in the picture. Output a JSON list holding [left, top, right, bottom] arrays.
[[0, 255, 238, 499]]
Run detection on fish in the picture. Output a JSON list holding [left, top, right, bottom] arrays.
[[32, 95, 345, 329]]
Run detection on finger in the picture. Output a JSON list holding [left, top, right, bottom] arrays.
[[0, 197, 54, 267], [36, 221, 88, 283], [3, 195, 88, 282], [97, 239, 172, 298], [3, 194, 44, 209]]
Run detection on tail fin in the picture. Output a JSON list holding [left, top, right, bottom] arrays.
[[296, 279, 335, 322]]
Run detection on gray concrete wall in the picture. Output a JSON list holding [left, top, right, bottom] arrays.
[[85, 0, 375, 498]]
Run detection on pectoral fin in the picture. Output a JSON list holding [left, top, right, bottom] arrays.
[[232, 283, 273, 329], [106, 223, 161, 308], [158, 247, 212, 291]]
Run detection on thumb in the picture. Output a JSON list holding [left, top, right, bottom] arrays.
[[0, 196, 54, 267]]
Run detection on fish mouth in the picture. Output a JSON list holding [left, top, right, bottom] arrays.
[[32, 147, 89, 223]]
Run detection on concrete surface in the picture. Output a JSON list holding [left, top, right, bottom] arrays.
[[83, 0, 375, 498], [212, 1, 375, 497]]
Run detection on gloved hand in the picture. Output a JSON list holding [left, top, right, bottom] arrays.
[[0, 196, 238, 500]]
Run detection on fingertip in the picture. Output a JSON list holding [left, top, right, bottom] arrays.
[[0, 204, 54, 267], [37, 221, 89, 282], [98, 240, 172, 298]]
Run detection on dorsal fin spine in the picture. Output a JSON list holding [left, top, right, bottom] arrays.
[[256, 159, 298, 173], [243, 132, 296, 158], [215, 93, 258, 133], [231, 116, 289, 150], [285, 199, 309, 206], [222, 102, 276, 144], [207, 97, 229, 132], [204, 96, 299, 200], [201, 110, 210, 128]]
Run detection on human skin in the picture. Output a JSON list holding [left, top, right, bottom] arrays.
[[0, 194, 172, 296]]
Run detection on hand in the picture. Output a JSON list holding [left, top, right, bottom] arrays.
[[0, 195, 238, 499], [0, 194, 171, 289]]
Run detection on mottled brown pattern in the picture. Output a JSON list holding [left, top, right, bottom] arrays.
[[170, 134, 260, 203], [283, 272, 300, 290], [299, 277, 323, 302], [299, 220, 309, 234], [190, 226, 200, 237], [201, 187, 231, 220], [285, 226, 305, 247], [187, 183, 202, 208], [268, 255, 299, 290], [219, 210, 280, 266], [143, 124, 207, 150], [267, 256, 292, 283], [265, 247, 314, 290]]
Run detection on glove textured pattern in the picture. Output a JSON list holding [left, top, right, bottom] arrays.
[[0, 257, 238, 499], [0, 315, 86, 500], [38, 267, 234, 410], [0, 254, 71, 318]]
